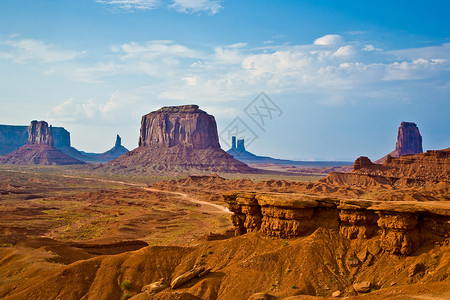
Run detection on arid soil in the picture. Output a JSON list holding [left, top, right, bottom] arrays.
[[0, 151, 449, 300]]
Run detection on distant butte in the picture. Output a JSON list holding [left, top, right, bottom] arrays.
[[376, 121, 423, 163], [0, 121, 85, 165], [102, 105, 256, 173]]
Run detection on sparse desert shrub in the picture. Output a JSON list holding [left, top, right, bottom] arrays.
[[120, 279, 131, 290], [122, 293, 131, 300]]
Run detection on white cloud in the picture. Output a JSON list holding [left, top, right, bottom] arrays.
[[313, 34, 344, 46], [169, 0, 222, 14], [332, 45, 354, 58], [95, 0, 160, 11], [388, 43, 450, 60], [363, 44, 382, 52], [95, 0, 222, 14], [27, 34, 450, 108], [0, 38, 82, 64], [118, 40, 200, 59], [383, 58, 449, 81], [48, 95, 123, 123]]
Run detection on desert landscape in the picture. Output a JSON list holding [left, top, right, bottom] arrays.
[[1, 1, 450, 300], [0, 104, 448, 300]]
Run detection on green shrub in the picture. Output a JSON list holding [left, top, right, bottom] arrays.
[[120, 279, 131, 290]]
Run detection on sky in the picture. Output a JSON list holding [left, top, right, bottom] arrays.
[[0, 0, 449, 161]]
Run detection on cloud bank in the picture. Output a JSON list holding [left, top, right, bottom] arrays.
[[2, 34, 449, 125]]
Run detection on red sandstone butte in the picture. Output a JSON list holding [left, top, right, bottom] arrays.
[[104, 105, 256, 174]]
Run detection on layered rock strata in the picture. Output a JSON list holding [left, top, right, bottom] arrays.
[[138, 105, 220, 149], [223, 192, 450, 255], [376, 121, 423, 163], [27, 120, 53, 145], [394, 121, 423, 156], [0, 124, 70, 155], [353, 148, 450, 182], [105, 105, 255, 173], [0, 121, 85, 165]]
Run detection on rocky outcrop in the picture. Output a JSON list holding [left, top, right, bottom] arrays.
[[94, 134, 129, 161], [0, 121, 85, 165], [171, 266, 206, 289], [353, 156, 374, 171], [0, 124, 71, 156], [394, 122, 423, 156], [27, 120, 54, 145], [353, 148, 450, 182], [78, 134, 129, 163], [224, 192, 450, 256], [103, 105, 256, 174], [226, 136, 352, 168], [376, 122, 423, 163], [139, 105, 220, 149]]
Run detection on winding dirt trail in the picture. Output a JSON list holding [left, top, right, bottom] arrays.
[[60, 174, 231, 214], [3, 169, 231, 214], [143, 187, 231, 213]]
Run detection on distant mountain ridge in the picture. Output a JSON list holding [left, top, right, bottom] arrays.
[[226, 136, 351, 167]]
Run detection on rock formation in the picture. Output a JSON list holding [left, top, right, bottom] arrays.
[[353, 148, 450, 182], [89, 134, 129, 162], [224, 191, 449, 256], [226, 136, 351, 167], [0, 124, 70, 156], [377, 121, 423, 163], [0, 121, 85, 165], [395, 122, 423, 156], [27, 120, 53, 145], [103, 105, 255, 173], [224, 146, 450, 256], [139, 105, 220, 149], [0, 123, 128, 163], [353, 156, 373, 171]]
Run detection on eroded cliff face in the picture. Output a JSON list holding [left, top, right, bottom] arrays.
[[224, 192, 450, 256], [0, 125, 71, 156], [376, 121, 423, 163], [104, 105, 255, 174], [138, 105, 220, 149], [394, 121, 423, 156], [27, 120, 53, 145], [0, 121, 85, 165], [355, 148, 450, 182]]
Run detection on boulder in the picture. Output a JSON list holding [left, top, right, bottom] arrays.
[[331, 290, 341, 297], [142, 278, 169, 294], [248, 292, 275, 300], [353, 281, 371, 293], [171, 266, 205, 289]]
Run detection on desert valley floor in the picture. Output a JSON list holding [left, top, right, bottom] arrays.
[[0, 159, 449, 300]]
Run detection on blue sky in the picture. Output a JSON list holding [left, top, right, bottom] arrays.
[[1, 0, 449, 161]]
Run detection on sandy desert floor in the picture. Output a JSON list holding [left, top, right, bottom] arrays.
[[0, 165, 449, 300]]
